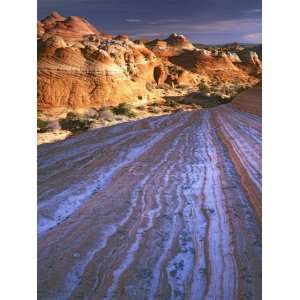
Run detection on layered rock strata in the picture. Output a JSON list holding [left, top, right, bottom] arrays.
[[38, 87, 261, 299], [37, 13, 262, 111]]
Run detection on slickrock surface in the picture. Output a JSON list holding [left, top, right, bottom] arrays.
[[233, 84, 262, 116], [38, 87, 261, 299]]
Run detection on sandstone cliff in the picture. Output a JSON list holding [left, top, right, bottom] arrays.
[[38, 13, 160, 110], [146, 36, 261, 96], [37, 12, 262, 112]]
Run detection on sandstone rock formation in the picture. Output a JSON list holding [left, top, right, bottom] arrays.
[[146, 35, 261, 95], [37, 12, 262, 112], [38, 11, 107, 41], [235, 51, 262, 78], [165, 33, 195, 49], [146, 33, 194, 58], [194, 42, 262, 78], [164, 48, 260, 95], [153, 65, 167, 85], [38, 13, 160, 110], [227, 52, 242, 63], [38, 86, 261, 299]]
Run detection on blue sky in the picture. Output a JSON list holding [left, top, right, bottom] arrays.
[[38, 0, 262, 44]]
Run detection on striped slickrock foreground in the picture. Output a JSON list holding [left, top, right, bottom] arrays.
[[38, 86, 261, 300]]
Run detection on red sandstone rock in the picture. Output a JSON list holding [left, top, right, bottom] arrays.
[[38, 32, 159, 110], [38, 11, 107, 42], [37, 12, 261, 112]]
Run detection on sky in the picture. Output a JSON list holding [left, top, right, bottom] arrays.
[[38, 0, 262, 44]]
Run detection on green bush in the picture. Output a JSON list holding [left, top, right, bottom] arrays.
[[37, 119, 49, 133], [59, 113, 93, 133], [126, 111, 137, 118], [65, 112, 77, 119], [112, 103, 131, 115], [112, 103, 136, 117]]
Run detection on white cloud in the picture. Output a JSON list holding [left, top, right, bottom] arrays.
[[242, 32, 262, 43], [126, 17, 262, 43], [164, 18, 262, 35], [148, 19, 186, 25], [131, 32, 163, 38], [125, 19, 142, 23], [166, 19, 185, 23], [247, 9, 262, 14]]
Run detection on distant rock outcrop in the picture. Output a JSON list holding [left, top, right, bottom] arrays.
[[165, 33, 195, 49], [146, 33, 194, 58], [145, 35, 261, 91]]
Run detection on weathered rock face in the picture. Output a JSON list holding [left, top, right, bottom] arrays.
[[38, 11, 107, 41], [235, 50, 262, 78], [38, 37, 158, 110], [249, 51, 261, 67], [153, 65, 167, 85], [165, 49, 260, 91], [164, 33, 195, 49], [37, 12, 262, 111], [146, 33, 194, 58], [145, 35, 261, 93], [38, 12, 160, 110], [227, 52, 242, 63]]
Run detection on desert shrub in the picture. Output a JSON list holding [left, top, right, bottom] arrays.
[[66, 112, 77, 119], [59, 113, 93, 133], [37, 119, 49, 133], [176, 98, 185, 105], [112, 103, 132, 115], [127, 111, 137, 118], [112, 103, 136, 118], [165, 99, 179, 108]]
